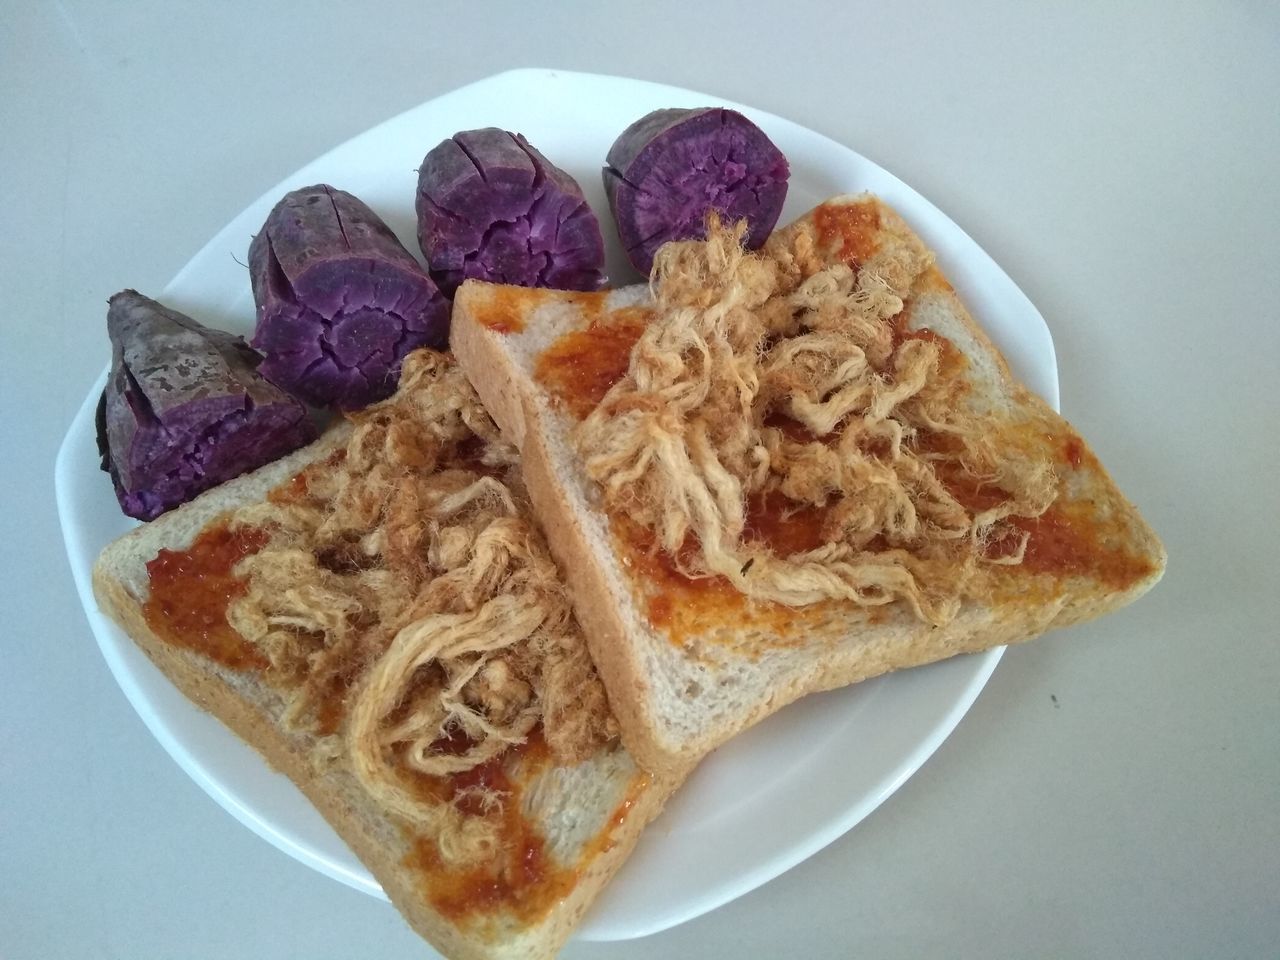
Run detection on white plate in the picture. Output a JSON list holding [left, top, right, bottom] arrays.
[[55, 68, 1058, 942]]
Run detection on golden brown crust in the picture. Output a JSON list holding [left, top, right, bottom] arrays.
[[451, 287, 530, 450], [521, 417, 677, 777], [454, 287, 678, 776]]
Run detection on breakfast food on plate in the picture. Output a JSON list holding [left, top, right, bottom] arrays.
[[249, 184, 448, 410], [603, 107, 790, 276], [96, 290, 317, 520], [450, 193, 1166, 776], [93, 350, 682, 960], [415, 128, 606, 298], [87, 93, 1166, 956]]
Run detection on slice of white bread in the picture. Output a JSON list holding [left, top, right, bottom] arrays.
[[92, 356, 683, 960], [451, 194, 1166, 778]]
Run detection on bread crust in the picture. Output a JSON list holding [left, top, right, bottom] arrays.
[[453, 288, 684, 775], [91, 426, 682, 960], [451, 195, 1167, 777]]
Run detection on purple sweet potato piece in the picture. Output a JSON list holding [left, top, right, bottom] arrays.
[[415, 128, 606, 297], [97, 290, 317, 521], [603, 108, 790, 276], [249, 184, 448, 409]]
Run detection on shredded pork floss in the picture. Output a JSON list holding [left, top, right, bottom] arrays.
[[226, 351, 615, 865], [575, 215, 1058, 626]]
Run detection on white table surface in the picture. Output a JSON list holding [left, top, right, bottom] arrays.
[[4, 2, 1278, 957]]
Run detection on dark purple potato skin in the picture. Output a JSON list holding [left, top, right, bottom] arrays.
[[97, 290, 317, 521], [415, 128, 606, 298], [603, 107, 790, 276], [249, 185, 448, 409]]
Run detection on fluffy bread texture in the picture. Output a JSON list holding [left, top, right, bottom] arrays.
[[451, 194, 1166, 777], [92, 421, 681, 960]]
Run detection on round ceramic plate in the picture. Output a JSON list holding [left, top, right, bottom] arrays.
[[55, 68, 1058, 941]]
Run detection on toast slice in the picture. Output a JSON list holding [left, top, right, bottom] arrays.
[[451, 194, 1166, 777], [92, 351, 683, 960]]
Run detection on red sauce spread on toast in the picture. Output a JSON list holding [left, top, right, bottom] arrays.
[[891, 310, 969, 379], [267, 450, 345, 506], [1063, 436, 1087, 469], [144, 457, 347, 671], [618, 517, 751, 639], [742, 490, 828, 556], [473, 287, 535, 334], [591, 774, 650, 857], [616, 492, 833, 647], [266, 472, 309, 505], [404, 734, 558, 925], [311, 673, 356, 736], [1007, 504, 1152, 586], [533, 307, 650, 420], [475, 287, 610, 335], [402, 730, 646, 926], [814, 200, 881, 265], [536, 216, 1152, 642], [924, 433, 1154, 590], [143, 522, 269, 671], [628, 418, 1151, 643]]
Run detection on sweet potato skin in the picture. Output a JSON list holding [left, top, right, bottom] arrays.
[[249, 184, 447, 410], [99, 290, 316, 520], [603, 107, 790, 275], [416, 128, 606, 298]]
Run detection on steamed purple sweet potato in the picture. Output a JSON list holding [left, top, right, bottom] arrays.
[[415, 128, 606, 297], [249, 185, 448, 409], [97, 290, 317, 521], [603, 108, 790, 276]]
